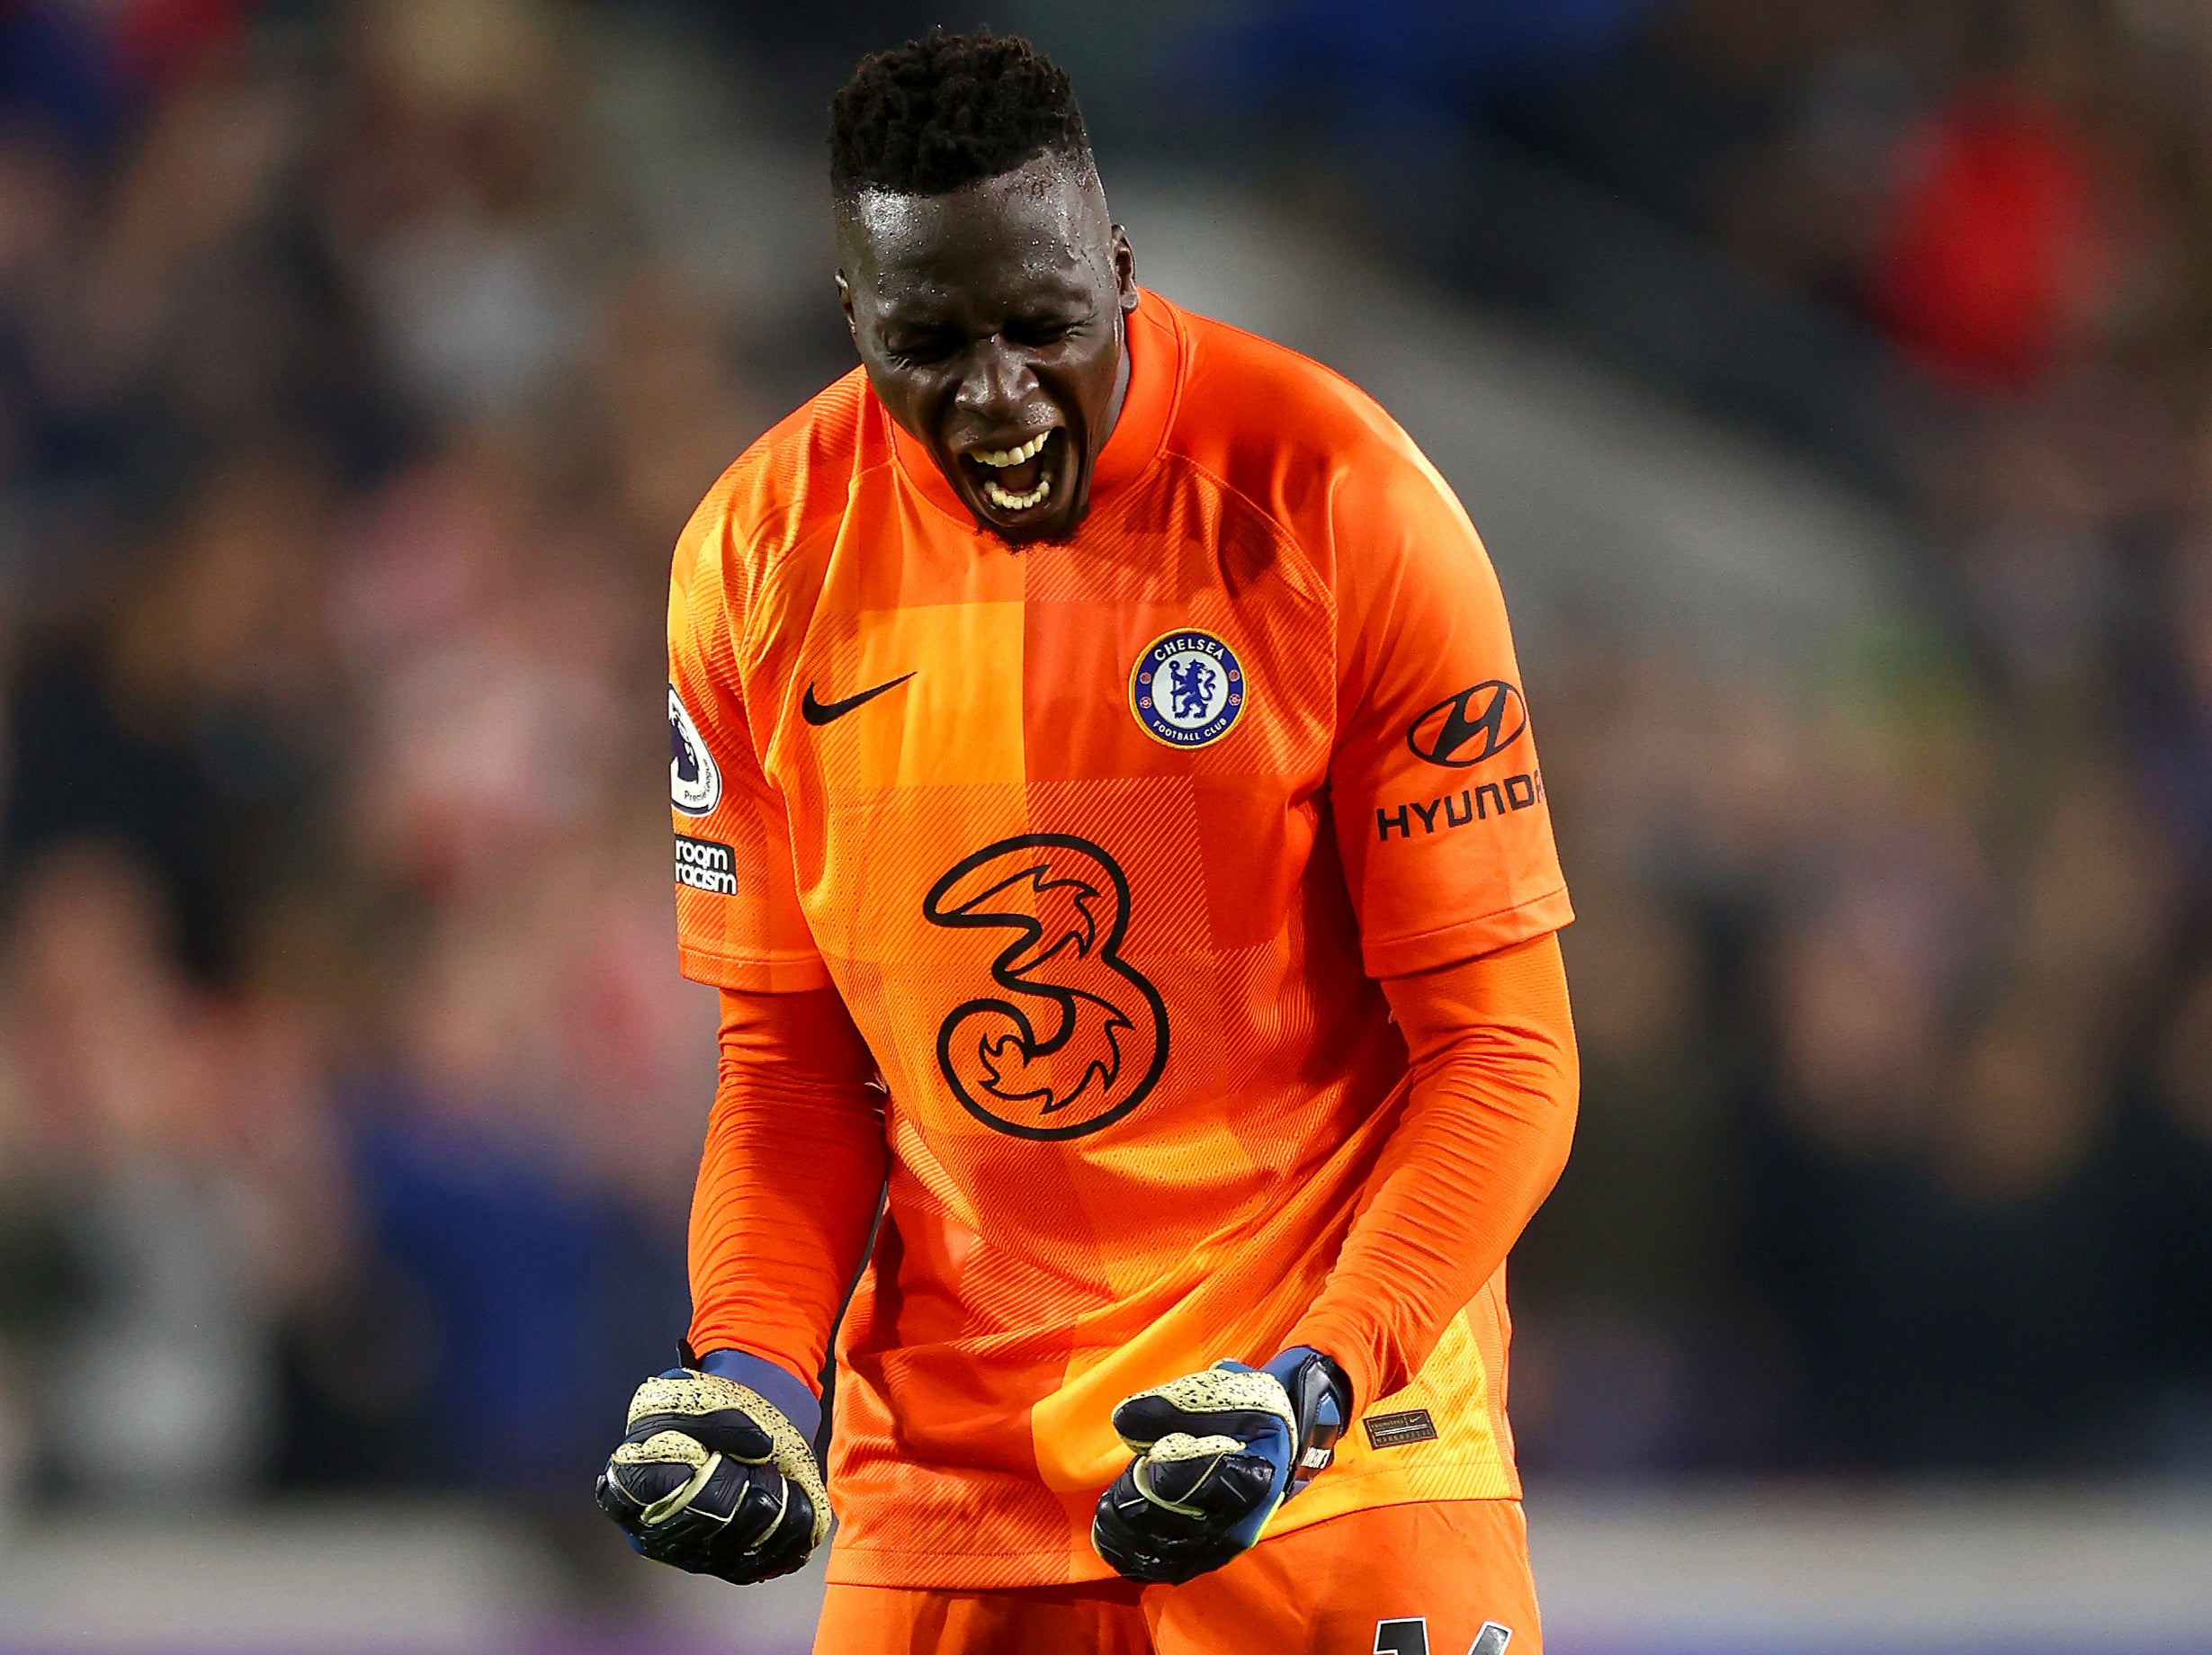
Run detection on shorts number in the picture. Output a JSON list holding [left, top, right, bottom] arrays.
[[1375, 1621, 1513, 1655]]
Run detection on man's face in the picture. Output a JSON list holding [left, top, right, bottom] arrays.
[[837, 155, 1137, 543]]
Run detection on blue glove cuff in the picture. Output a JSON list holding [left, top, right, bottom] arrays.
[[1259, 1346, 1348, 1502], [1259, 1346, 1329, 1395], [696, 1347, 821, 1442]]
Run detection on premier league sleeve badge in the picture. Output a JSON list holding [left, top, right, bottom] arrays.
[[668, 684, 722, 815]]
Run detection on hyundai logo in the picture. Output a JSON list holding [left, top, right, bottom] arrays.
[[1406, 680, 1527, 767]]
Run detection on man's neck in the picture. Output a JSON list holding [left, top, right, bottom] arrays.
[[1100, 312, 1132, 449]]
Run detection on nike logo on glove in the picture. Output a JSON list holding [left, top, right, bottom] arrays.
[[802, 673, 915, 726]]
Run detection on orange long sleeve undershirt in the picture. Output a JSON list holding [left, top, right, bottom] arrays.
[[685, 987, 887, 1395], [1291, 932, 1580, 1414], [687, 933, 1576, 1418]]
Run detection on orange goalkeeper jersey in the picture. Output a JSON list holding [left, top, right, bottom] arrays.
[[667, 291, 1572, 1588]]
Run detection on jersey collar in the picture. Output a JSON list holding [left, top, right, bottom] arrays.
[[882, 288, 1182, 532]]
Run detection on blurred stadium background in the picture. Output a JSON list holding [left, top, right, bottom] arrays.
[[3, 1, 2211, 1650]]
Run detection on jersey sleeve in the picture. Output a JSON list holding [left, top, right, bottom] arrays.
[[668, 503, 830, 993], [689, 986, 887, 1398], [1327, 441, 1572, 976], [1290, 933, 1579, 1409]]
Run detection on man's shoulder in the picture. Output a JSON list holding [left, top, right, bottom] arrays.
[[1158, 301, 1433, 541], [1168, 303, 1413, 470], [678, 368, 877, 580]]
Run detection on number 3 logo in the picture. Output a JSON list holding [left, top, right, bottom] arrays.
[[1375, 1621, 1512, 1655], [922, 834, 1169, 1141]]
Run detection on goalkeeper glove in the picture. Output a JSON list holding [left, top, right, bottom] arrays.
[[1091, 1346, 1350, 1585], [594, 1350, 829, 1585]]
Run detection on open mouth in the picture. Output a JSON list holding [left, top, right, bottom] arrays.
[[959, 430, 1061, 518]]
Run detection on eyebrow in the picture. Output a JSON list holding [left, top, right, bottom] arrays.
[[873, 286, 1095, 334]]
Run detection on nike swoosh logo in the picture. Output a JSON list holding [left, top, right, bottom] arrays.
[[802, 672, 916, 726]]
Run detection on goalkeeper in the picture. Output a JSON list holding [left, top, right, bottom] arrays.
[[598, 26, 1579, 1655]]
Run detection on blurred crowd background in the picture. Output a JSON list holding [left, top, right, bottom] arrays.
[[3, 0, 2211, 1552]]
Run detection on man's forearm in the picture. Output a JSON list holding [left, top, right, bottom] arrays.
[[1290, 934, 1579, 1412], [687, 987, 889, 1394]]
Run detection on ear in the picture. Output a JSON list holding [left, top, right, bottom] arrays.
[[836, 273, 859, 346], [1110, 226, 1138, 312]]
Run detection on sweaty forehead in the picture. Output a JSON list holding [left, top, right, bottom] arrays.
[[840, 158, 1112, 308]]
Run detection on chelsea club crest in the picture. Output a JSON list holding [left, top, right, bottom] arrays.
[[1128, 629, 1248, 748]]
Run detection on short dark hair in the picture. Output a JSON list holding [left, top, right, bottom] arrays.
[[828, 28, 1092, 204]]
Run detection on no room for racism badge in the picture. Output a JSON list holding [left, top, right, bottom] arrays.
[[1129, 629, 1248, 748]]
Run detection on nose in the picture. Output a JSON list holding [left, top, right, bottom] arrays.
[[954, 335, 1035, 424]]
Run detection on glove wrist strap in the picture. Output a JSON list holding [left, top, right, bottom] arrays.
[[1270, 1347, 1351, 1495], [692, 1346, 825, 1445]]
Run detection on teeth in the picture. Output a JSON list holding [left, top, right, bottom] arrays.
[[972, 433, 1051, 468], [982, 474, 1052, 512]]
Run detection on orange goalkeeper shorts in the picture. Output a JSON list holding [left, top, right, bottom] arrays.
[[810, 1498, 1541, 1655]]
